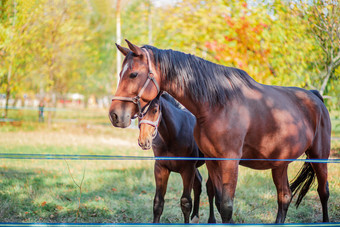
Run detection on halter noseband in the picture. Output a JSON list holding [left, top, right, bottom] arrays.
[[138, 103, 162, 139], [111, 48, 160, 119]]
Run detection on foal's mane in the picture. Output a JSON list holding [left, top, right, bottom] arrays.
[[142, 45, 254, 106], [160, 92, 184, 110]]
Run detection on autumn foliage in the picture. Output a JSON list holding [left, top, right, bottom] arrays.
[[205, 6, 271, 82]]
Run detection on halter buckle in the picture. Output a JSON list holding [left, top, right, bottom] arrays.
[[132, 96, 140, 104]]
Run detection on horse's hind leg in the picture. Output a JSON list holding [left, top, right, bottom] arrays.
[[307, 138, 330, 222], [272, 165, 291, 223], [311, 162, 329, 222], [180, 165, 195, 223], [206, 175, 216, 223], [153, 163, 170, 223], [191, 169, 202, 223]]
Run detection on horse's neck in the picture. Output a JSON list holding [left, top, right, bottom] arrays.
[[163, 87, 204, 118], [163, 78, 259, 118]]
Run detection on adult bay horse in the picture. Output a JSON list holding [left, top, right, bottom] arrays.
[[138, 92, 216, 223], [109, 40, 331, 223]]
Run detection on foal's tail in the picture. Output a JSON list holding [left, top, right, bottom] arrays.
[[290, 162, 316, 208]]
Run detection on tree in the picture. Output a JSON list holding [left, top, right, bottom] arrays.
[[0, 0, 39, 118], [116, 0, 121, 86], [205, 2, 273, 83], [150, 0, 318, 86], [307, 1, 340, 98], [26, 0, 99, 109]]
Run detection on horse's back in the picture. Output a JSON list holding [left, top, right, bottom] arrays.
[[252, 85, 330, 131], [240, 85, 331, 168]]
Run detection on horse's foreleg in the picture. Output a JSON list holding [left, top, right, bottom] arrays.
[[220, 160, 239, 223], [180, 165, 195, 223], [153, 163, 170, 223], [191, 169, 202, 223], [272, 165, 291, 223], [206, 159, 238, 223], [204, 160, 224, 221], [206, 175, 216, 223]]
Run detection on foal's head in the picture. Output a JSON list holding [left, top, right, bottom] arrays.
[[138, 96, 162, 150], [109, 40, 161, 128]]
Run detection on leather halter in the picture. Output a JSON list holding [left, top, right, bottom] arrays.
[[138, 104, 162, 139], [111, 48, 160, 119]]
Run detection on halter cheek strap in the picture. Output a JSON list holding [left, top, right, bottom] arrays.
[[138, 105, 162, 139], [111, 48, 160, 119]]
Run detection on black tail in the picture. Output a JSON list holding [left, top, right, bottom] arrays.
[[310, 89, 324, 102], [290, 162, 316, 208]]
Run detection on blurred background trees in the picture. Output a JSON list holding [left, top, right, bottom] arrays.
[[0, 0, 339, 116]]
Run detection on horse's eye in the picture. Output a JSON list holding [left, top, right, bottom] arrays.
[[129, 72, 138, 79], [152, 108, 158, 114]]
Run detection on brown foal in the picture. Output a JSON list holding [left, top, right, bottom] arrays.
[[138, 92, 216, 223]]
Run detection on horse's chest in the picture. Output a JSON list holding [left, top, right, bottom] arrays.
[[153, 141, 197, 172]]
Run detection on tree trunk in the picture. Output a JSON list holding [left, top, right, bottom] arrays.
[[4, 1, 17, 119], [116, 0, 121, 87], [148, 0, 152, 44], [84, 94, 89, 109], [319, 68, 332, 96], [4, 85, 10, 119], [12, 97, 18, 107]]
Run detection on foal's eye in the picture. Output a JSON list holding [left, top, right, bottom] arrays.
[[129, 72, 138, 79]]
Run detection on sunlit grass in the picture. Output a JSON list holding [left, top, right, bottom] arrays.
[[1, 157, 339, 223]]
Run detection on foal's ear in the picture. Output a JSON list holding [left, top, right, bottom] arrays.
[[115, 43, 130, 56], [125, 39, 143, 56]]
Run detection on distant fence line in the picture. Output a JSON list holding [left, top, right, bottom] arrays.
[[0, 106, 67, 111], [0, 153, 339, 163]]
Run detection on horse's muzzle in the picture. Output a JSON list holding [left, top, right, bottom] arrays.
[[108, 110, 131, 128], [138, 138, 152, 150]]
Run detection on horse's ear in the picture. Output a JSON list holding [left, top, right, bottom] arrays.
[[115, 43, 130, 56], [125, 39, 143, 56]]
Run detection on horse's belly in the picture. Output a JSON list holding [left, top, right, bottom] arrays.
[[239, 159, 289, 170], [240, 137, 310, 169]]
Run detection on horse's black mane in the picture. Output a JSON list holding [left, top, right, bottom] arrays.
[[142, 45, 254, 106], [160, 92, 184, 110]]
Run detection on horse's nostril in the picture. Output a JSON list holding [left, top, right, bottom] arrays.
[[109, 111, 119, 125], [111, 113, 118, 122]]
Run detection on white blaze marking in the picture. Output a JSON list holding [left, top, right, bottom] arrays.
[[121, 62, 129, 78], [118, 62, 129, 86]]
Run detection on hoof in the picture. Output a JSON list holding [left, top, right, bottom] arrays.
[[190, 215, 199, 223], [208, 218, 216, 223]]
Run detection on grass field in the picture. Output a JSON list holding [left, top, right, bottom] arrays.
[[0, 108, 339, 223]]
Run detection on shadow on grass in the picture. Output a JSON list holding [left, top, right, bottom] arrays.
[[0, 166, 156, 223], [0, 164, 339, 224], [234, 166, 340, 224]]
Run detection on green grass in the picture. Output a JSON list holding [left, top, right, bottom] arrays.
[[0, 108, 339, 223], [1, 158, 339, 223]]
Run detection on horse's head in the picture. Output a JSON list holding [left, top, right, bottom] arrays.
[[109, 40, 161, 128], [138, 96, 162, 150]]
